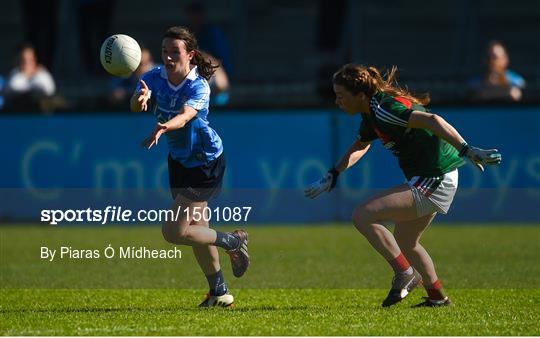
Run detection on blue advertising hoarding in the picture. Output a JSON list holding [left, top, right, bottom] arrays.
[[1, 107, 538, 223]]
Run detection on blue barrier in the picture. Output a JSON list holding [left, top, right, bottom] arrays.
[[1, 107, 539, 222]]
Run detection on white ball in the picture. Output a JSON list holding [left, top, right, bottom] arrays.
[[100, 34, 142, 77]]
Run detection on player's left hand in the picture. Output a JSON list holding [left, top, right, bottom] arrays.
[[142, 123, 167, 149], [304, 168, 339, 199], [460, 144, 502, 172]]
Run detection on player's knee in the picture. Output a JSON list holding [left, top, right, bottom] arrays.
[[352, 206, 363, 224], [352, 206, 372, 233], [161, 225, 176, 244], [396, 236, 418, 251], [161, 223, 189, 244]]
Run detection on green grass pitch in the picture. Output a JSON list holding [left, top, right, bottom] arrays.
[[1, 224, 539, 335]]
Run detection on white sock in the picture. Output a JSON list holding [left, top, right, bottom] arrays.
[[400, 266, 414, 275]]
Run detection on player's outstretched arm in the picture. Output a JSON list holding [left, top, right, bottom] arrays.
[[408, 110, 501, 171], [408, 111, 465, 149], [160, 106, 198, 131], [335, 139, 371, 173], [141, 106, 199, 150], [304, 140, 370, 199]]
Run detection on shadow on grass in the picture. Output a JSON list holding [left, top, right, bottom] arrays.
[[202, 305, 309, 312], [0, 306, 179, 314], [0, 304, 310, 314]]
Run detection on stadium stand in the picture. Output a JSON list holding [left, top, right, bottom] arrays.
[[0, 0, 538, 110]]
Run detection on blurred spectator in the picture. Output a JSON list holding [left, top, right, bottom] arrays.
[[4, 44, 56, 112], [21, 0, 59, 71], [78, 0, 116, 73], [184, 2, 232, 74], [108, 47, 155, 109], [468, 40, 526, 103]]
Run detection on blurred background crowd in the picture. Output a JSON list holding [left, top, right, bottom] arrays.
[[0, 0, 538, 113]]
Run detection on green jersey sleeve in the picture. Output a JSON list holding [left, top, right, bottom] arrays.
[[371, 93, 415, 130]]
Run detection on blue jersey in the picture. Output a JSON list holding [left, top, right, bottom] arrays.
[[137, 66, 223, 167]]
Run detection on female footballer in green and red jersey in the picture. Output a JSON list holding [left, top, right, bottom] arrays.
[[305, 64, 501, 307]]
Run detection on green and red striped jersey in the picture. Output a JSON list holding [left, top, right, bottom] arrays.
[[358, 92, 464, 180]]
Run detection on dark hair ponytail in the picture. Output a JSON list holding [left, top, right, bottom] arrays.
[[333, 64, 430, 105], [191, 50, 219, 81], [163, 26, 218, 81]]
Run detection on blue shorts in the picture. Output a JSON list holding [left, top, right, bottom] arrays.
[[168, 153, 225, 202]]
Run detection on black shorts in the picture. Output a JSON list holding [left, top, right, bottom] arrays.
[[168, 153, 225, 202]]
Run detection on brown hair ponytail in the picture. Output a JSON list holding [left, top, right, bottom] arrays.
[[163, 26, 218, 81], [333, 64, 430, 106], [191, 50, 219, 81]]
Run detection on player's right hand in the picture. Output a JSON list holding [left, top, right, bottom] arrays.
[[136, 80, 150, 111], [304, 168, 339, 199]]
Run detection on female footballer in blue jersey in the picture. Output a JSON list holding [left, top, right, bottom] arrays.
[[305, 64, 501, 307], [130, 26, 248, 307]]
